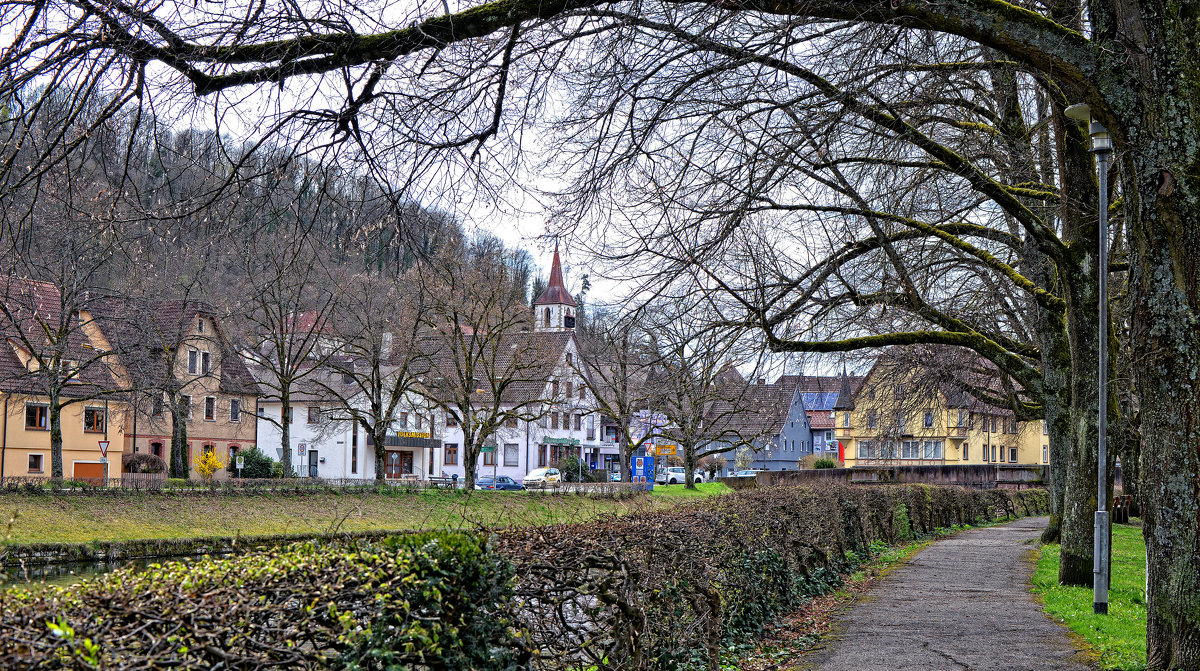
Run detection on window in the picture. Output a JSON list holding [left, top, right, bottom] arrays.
[[505, 416, 518, 428], [538, 445, 547, 467], [566, 353, 573, 366], [504, 443, 519, 467], [578, 386, 585, 400], [180, 395, 192, 419], [151, 442, 163, 458], [587, 415, 595, 440], [25, 404, 48, 430], [1009, 447, 1019, 463], [1043, 422, 1048, 435], [922, 440, 943, 459], [552, 380, 560, 397], [894, 384, 906, 398], [446, 414, 458, 428], [1043, 445, 1048, 463], [999, 445, 1007, 462], [551, 413, 559, 430], [197, 318, 205, 334], [858, 441, 877, 459], [824, 430, 832, 441], [843, 412, 851, 428], [153, 395, 165, 417], [352, 422, 358, 447], [188, 350, 198, 374], [308, 406, 320, 424], [84, 407, 106, 432], [867, 410, 878, 430], [544, 307, 551, 328], [204, 397, 215, 421], [963, 443, 969, 460], [399, 412, 408, 429], [538, 413, 547, 428], [416, 414, 424, 430], [444, 443, 459, 465], [351, 445, 358, 474], [203, 444, 215, 456], [285, 405, 293, 424], [923, 411, 934, 429], [901, 440, 921, 459], [574, 414, 582, 431], [201, 351, 211, 374], [881, 441, 897, 459], [895, 412, 906, 433], [230, 399, 241, 422], [257, 405, 265, 417], [957, 410, 968, 428], [565, 381, 573, 397], [483, 449, 496, 466], [28, 453, 43, 473], [990, 416, 998, 433], [991, 444, 998, 462]]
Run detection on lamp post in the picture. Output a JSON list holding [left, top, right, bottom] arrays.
[[1065, 103, 1113, 615]]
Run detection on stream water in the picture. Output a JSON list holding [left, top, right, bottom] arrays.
[[3, 555, 201, 590]]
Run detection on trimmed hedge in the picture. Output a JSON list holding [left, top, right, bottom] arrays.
[[493, 483, 1048, 669], [0, 484, 1047, 670], [1, 532, 526, 669]]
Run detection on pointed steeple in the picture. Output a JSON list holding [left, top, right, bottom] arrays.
[[534, 242, 576, 307], [833, 364, 855, 410]]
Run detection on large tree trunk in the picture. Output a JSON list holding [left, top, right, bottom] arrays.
[[371, 423, 387, 483], [1126, 28, 1200, 666], [170, 409, 189, 479], [280, 388, 293, 478], [618, 431, 631, 481], [48, 393, 64, 479], [683, 440, 698, 489]]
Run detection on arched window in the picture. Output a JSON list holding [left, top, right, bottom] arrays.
[[544, 307, 551, 327]]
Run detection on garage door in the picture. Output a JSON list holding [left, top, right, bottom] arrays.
[[73, 462, 104, 482]]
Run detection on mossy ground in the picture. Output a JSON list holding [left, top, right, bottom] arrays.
[[1032, 522, 1147, 670], [0, 488, 698, 544]]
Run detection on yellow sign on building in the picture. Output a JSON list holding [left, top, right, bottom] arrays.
[[395, 431, 431, 439]]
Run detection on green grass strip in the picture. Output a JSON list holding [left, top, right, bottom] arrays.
[[1032, 523, 1147, 670]]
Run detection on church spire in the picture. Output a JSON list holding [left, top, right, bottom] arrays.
[[534, 242, 576, 307]]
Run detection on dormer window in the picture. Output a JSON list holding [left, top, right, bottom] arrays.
[[197, 318, 205, 334]]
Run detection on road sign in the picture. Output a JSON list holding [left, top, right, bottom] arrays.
[[97, 440, 110, 458], [298, 442, 307, 456], [480, 445, 495, 453], [656, 444, 677, 456], [236, 455, 245, 470]]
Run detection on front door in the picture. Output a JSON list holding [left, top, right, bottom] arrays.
[[308, 450, 319, 478], [386, 451, 402, 478], [401, 451, 413, 475]]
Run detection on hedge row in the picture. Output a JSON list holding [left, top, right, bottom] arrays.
[[1, 484, 1047, 670]]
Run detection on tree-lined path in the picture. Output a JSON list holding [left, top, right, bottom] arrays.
[[797, 517, 1093, 671]]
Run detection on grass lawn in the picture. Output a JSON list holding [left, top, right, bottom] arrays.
[[650, 481, 733, 498], [0, 489, 690, 545], [1032, 522, 1147, 670]]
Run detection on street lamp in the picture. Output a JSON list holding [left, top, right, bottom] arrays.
[[1065, 102, 1112, 616]]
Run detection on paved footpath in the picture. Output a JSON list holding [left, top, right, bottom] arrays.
[[794, 516, 1094, 671]]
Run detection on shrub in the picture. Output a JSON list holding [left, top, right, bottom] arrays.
[[1, 532, 527, 670], [194, 449, 223, 481], [270, 460, 297, 478], [552, 454, 594, 482], [494, 484, 1048, 669], [121, 452, 165, 474], [228, 446, 275, 478], [813, 457, 839, 469]]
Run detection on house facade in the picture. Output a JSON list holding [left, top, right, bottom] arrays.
[[835, 355, 1050, 468]]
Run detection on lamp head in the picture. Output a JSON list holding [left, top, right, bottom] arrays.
[[1064, 103, 1092, 122]]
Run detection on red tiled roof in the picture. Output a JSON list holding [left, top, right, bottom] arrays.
[[807, 411, 835, 429]]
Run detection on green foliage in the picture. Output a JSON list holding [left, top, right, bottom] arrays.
[[552, 454, 594, 482], [270, 459, 296, 478], [813, 457, 838, 469], [228, 446, 276, 479], [893, 503, 913, 542], [1033, 523, 1147, 670], [2, 532, 528, 669]]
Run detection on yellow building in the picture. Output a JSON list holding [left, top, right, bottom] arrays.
[[834, 359, 1050, 469], [0, 281, 130, 480]]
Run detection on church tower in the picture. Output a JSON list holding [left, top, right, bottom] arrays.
[[533, 243, 577, 332]]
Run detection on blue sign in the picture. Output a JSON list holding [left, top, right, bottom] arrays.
[[633, 455, 655, 491]]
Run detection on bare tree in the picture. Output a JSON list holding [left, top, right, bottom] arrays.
[[417, 240, 559, 491]]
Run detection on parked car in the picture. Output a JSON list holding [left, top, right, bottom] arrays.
[[733, 469, 762, 477], [656, 466, 687, 485], [474, 475, 525, 491], [610, 470, 622, 482], [523, 468, 562, 488], [693, 470, 709, 483]]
